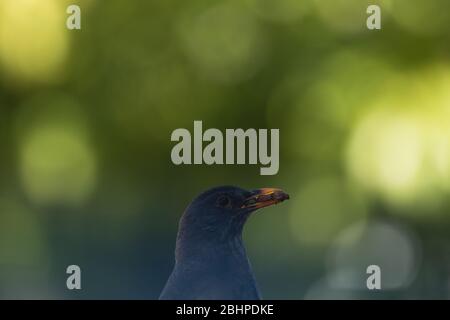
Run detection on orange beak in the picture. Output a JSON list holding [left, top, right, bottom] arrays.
[[241, 188, 289, 210]]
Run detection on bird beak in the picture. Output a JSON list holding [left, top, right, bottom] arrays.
[[241, 188, 289, 210]]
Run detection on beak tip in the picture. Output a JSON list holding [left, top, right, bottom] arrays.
[[276, 191, 289, 201]]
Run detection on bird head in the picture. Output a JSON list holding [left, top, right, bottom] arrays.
[[177, 186, 289, 245]]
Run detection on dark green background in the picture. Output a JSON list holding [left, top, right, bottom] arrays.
[[1, 0, 450, 299]]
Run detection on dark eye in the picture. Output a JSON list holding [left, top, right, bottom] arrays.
[[216, 195, 231, 208]]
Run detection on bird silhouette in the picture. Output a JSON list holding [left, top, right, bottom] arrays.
[[160, 186, 289, 300]]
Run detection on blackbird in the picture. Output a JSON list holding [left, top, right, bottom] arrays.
[[160, 186, 289, 300]]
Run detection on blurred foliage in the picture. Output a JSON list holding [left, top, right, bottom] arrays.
[[0, 0, 450, 299]]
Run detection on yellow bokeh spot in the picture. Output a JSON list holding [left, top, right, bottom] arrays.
[[346, 65, 450, 210], [347, 110, 424, 203], [0, 0, 68, 83], [377, 120, 422, 192], [20, 127, 97, 206], [16, 95, 97, 206]]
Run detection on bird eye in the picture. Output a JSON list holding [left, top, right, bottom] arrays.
[[216, 195, 231, 208]]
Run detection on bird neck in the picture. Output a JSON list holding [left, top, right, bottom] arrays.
[[175, 232, 250, 270]]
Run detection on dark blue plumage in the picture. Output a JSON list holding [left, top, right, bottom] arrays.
[[160, 186, 289, 300]]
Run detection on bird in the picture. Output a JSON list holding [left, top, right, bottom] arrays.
[[159, 186, 289, 300]]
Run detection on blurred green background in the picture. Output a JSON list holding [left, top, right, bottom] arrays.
[[1, 0, 450, 299]]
